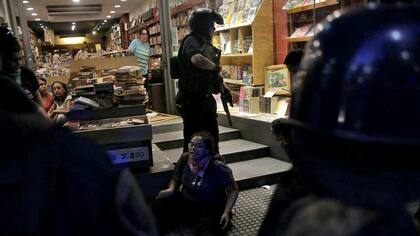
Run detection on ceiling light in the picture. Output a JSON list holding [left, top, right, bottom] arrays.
[[106, 15, 111, 18], [27, 7, 34, 11], [110, 10, 115, 14], [92, 31, 96, 35], [22, 1, 29, 3], [35, 18, 40, 21], [115, 5, 120, 8], [72, 0, 80, 2], [31, 13, 38, 16], [120, 0, 127, 1], [72, 22, 76, 25], [71, 25, 75, 31], [104, 19, 107, 22]]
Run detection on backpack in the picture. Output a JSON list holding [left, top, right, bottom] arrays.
[[169, 34, 193, 80]]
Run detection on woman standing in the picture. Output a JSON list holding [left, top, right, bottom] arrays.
[[128, 27, 151, 79], [48, 81, 72, 125]]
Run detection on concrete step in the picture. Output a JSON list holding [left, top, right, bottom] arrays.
[[153, 126, 241, 150], [162, 139, 270, 164], [229, 157, 292, 190], [151, 117, 183, 134]]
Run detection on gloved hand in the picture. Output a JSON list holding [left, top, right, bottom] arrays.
[[214, 64, 222, 77], [222, 86, 233, 107]]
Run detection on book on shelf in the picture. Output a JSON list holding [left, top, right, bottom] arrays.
[[250, 0, 261, 7], [290, 23, 314, 38], [282, 0, 306, 10], [222, 64, 252, 85], [220, 32, 230, 54]]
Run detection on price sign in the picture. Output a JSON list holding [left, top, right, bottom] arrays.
[[107, 146, 150, 165]]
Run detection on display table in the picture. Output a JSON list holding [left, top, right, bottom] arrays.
[[69, 105, 153, 170]]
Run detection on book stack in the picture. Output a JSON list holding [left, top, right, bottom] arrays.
[[71, 96, 101, 111], [114, 66, 148, 105], [239, 85, 264, 113], [94, 82, 115, 109]]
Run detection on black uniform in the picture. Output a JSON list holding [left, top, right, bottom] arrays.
[[178, 34, 220, 152]]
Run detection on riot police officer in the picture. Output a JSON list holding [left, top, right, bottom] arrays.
[[176, 8, 226, 152], [260, 4, 420, 235]]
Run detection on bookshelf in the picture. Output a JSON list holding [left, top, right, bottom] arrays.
[[287, 36, 312, 42], [286, 0, 339, 14], [283, 0, 344, 50], [214, 0, 273, 87]]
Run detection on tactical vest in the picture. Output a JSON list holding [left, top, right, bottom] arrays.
[[178, 34, 219, 99]]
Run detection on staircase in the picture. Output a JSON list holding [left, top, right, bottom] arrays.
[[135, 118, 291, 196]]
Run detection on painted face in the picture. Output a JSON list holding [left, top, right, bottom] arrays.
[[53, 83, 66, 98], [140, 29, 148, 43], [38, 79, 48, 94]]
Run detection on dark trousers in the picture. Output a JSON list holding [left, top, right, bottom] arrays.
[[182, 101, 219, 153], [151, 193, 228, 236]]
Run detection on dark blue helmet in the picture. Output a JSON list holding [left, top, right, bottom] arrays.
[[285, 5, 420, 152], [278, 5, 420, 205], [188, 8, 223, 39]]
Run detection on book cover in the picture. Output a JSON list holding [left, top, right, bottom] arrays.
[[282, 0, 305, 9], [290, 24, 313, 38], [251, 0, 261, 7], [246, 7, 257, 23]]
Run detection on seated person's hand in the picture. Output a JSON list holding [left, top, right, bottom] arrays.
[[220, 212, 230, 229], [157, 189, 175, 199], [63, 121, 80, 131], [52, 110, 70, 115]]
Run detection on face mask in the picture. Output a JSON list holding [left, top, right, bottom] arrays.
[[188, 156, 209, 175]]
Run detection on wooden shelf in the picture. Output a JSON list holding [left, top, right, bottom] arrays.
[[147, 16, 160, 27], [224, 79, 246, 86], [128, 25, 141, 34], [286, 0, 339, 13], [149, 32, 160, 36], [215, 22, 253, 32], [287, 36, 312, 42], [171, 0, 204, 16], [221, 53, 253, 58]]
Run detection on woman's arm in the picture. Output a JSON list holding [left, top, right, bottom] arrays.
[[64, 99, 73, 111], [220, 182, 239, 229], [47, 103, 57, 118], [157, 179, 178, 199]]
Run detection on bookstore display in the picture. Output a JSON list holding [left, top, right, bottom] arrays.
[[70, 105, 154, 169], [283, 0, 339, 46], [110, 24, 123, 51], [70, 65, 148, 116], [213, 0, 274, 115]]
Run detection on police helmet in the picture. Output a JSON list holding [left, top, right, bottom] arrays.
[[277, 5, 420, 203], [188, 8, 223, 38]]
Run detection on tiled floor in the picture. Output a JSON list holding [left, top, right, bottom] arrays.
[[166, 185, 276, 236]]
